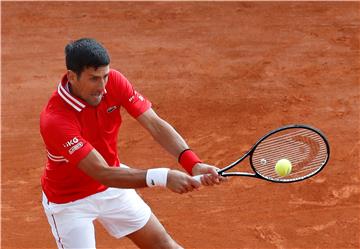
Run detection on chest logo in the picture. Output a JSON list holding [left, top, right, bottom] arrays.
[[107, 106, 118, 113]]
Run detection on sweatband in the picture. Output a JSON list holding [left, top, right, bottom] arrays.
[[178, 149, 202, 175], [146, 168, 170, 187]]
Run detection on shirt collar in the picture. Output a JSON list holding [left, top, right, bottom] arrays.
[[57, 74, 108, 112], [57, 74, 87, 112]]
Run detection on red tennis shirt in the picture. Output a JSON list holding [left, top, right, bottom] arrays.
[[40, 69, 151, 203]]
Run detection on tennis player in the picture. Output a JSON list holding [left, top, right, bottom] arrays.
[[40, 38, 223, 249]]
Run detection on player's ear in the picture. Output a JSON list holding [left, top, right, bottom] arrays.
[[67, 70, 78, 84]]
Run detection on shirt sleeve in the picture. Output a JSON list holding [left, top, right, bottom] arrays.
[[110, 69, 152, 118], [40, 111, 93, 166]]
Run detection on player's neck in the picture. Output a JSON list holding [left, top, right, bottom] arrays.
[[67, 82, 82, 100]]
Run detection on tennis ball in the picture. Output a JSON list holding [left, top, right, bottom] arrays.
[[275, 159, 292, 177]]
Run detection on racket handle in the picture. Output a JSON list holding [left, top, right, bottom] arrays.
[[193, 174, 213, 183], [193, 169, 222, 183]]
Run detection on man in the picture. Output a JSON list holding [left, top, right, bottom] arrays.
[[40, 38, 223, 249]]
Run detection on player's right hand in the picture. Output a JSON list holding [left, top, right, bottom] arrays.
[[167, 170, 201, 194]]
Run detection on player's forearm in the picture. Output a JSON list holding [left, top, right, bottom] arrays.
[[137, 109, 189, 157], [96, 167, 148, 188], [153, 121, 205, 175], [137, 109, 203, 175], [78, 149, 149, 188], [150, 118, 189, 157]]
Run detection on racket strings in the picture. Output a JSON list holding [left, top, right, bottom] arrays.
[[255, 148, 327, 178], [257, 155, 327, 178], [255, 145, 327, 176], [254, 132, 323, 161], [291, 135, 320, 168], [255, 136, 325, 163], [251, 128, 328, 181]]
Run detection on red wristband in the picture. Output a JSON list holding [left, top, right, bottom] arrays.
[[178, 149, 202, 175]]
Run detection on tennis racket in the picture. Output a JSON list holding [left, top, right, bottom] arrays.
[[194, 124, 330, 183]]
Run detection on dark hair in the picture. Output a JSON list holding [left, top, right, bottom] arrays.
[[65, 38, 110, 77]]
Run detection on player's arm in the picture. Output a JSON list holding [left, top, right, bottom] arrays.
[[111, 70, 221, 185], [77, 148, 199, 193], [136, 108, 221, 185], [78, 149, 146, 188]]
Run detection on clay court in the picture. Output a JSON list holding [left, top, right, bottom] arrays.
[[2, 2, 359, 248]]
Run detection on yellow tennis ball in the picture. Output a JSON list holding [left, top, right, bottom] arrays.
[[275, 159, 292, 177]]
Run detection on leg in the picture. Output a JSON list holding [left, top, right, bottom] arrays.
[[48, 215, 96, 249], [96, 187, 183, 249], [42, 193, 97, 248], [127, 213, 183, 249]]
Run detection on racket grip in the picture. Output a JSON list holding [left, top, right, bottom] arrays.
[[193, 170, 222, 183], [193, 174, 214, 183]]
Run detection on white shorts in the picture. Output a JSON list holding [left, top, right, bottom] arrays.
[[42, 187, 151, 249]]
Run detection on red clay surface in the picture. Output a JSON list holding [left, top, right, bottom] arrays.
[[2, 2, 359, 249]]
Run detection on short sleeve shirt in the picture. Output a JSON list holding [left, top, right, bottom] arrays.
[[40, 69, 151, 203]]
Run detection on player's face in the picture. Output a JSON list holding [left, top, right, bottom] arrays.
[[68, 65, 110, 106]]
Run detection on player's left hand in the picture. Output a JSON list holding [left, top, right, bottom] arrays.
[[191, 163, 226, 186]]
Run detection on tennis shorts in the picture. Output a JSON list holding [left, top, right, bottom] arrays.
[[42, 185, 151, 248]]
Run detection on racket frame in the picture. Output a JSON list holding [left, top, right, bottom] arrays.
[[217, 124, 330, 183]]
